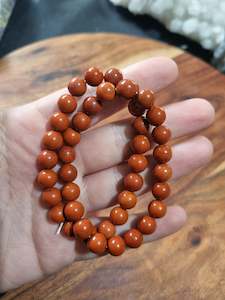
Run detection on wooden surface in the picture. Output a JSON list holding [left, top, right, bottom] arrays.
[[0, 33, 225, 300]]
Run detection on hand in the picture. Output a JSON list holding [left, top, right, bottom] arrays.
[[0, 57, 214, 292]]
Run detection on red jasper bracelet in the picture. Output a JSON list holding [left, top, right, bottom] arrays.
[[36, 67, 172, 256]]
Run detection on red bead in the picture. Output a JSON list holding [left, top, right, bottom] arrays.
[[152, 182, 171, 200], [50, 112, 70, 132], [37, 169, 57, 188], [137, 215, 156, 235], [117, 190, 137, 209], [62, 222, 74, 237], [48, 203, 65, 223], [132, 117, 149, 135], [68, 77, 86, 96], [152, 126, 171, 145], [104, 68, 123, 86], [128, 154, 148, 172], [116, 79, 138, 98], [84, 67, 103, 86], [153, 164, 172, 182], [96, 82, 115, 101], [131, 135, 151, 154], [138, 89, 154, 109], [41, 187, 62, 207], [62, 182, 80, 201], [58, 163, 77, 182], [58, 146, 75, 163], [42, 130, 63, 150], [64, 201, 84, 221], [58, 94, 77, 113], [148, 200, 167, 218], [98, 220, 116, 239], [123, 173, 143, 192], [124, 229, 143, 248], [83, 96, 102, 115], [72, 112, 91, 132], [146, 106, 166, 126], [110, 207, 128, 225], [108, 236, 126, 256], [37, 150, 58, 169], [63, 128, 81, 146], [153, 145, 172, 163], [87, 233, 107, 255], [73, 218, 94, 240], [128, 99, 145, 117]]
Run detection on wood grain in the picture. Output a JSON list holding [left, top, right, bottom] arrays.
[[1, 33, 225, 300]]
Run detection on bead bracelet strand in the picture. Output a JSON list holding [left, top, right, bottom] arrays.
[[36, 67, 172, 256]]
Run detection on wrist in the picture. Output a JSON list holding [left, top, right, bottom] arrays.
[[0, 109, 9, 292]]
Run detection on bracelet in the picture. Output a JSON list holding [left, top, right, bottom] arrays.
[[36, 67, 172, 256]]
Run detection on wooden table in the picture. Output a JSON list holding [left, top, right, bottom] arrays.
[[0, 33, 225, 300]]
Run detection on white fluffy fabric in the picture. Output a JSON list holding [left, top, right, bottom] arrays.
[[110, 0, 225, 51]]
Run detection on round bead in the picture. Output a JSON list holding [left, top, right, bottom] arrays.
[[62, 222, 74, 237], [153, 164, 172, 182], [72, 112, 91, 132], [132, 117, 149, 135], [104, 68, 123, 86], [138, 89, 154, 109], [41, 187, 62, 207], [48, 203, 65, 223], [110, 207, 128, 225], [58, 94, 77, 113], [42, 130, 63, 150], [98, 220, 116, 239], [37, 150, 58, 169], [58, 146, 75, 163], [124, 229, 143, 248], [58, 163, 77, 182], [73, 218, 94, 240], [50, 112, 70, 132], [116, 79, 138, 98], [117, 190, 137, 209], [63, 128, 81, 146], [146, 106, 166, 126], [87, 232, 107, 255], [84, 67, 103, 86], [64, 201, 84, 221], [96, 82, 115, 101], [128, 154, 148, 173], [108, 236, 126, 256], [152, 126, 171, 145], [152, 182, 171, 200], [148, 200, 167, 218], [62, 182, 80, 201], [37, 169, 57, 188], [132, 135, 151, 154], [128, 99, 145, 117], [83, 96, 102, 115], [137, 215, 156, 235], [68, 77, 86, 96], [153, 145, 172, 164], [124, 173, 143, 192]]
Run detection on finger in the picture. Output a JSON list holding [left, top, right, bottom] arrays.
[[114, 205, 187, 242], [74, 205, 186, 260], [81, 98, 215, 175], [84, 136, 213, 211], [23, 57, 178, 121]]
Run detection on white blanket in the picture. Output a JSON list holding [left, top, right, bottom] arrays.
[[110, 0, 225, 70]]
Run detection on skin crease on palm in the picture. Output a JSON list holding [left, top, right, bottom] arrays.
[[0, 57, 215, 292]]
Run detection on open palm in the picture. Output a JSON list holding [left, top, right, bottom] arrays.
[[0, 57, 214, 292]]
